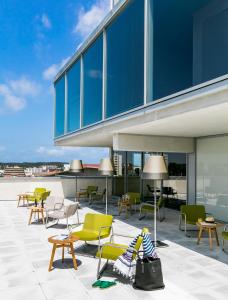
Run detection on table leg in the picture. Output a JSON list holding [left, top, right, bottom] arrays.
[[28, 209, 33, 225], [17, 196, 20, 208], [214, 228, 220, 246], [41, 210, 45, 225], [197, 226, 203, 244], [69, 243, 77, 270], [48, 244, 57, 272], [62, 246, 65, 263], [208, 228, 213, 250]]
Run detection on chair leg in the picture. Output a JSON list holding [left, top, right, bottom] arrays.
[[76, 209, 80, 224], [222, 238, 225, 251], [179, 215, 182, 231], [97, 259, 108, 279]]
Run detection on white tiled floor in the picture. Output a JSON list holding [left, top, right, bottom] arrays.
[[0, 200, 228, 300]]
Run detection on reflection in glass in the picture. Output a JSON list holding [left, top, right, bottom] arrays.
[[106, 0, 144, 118], [55, 76, 65, 137], [67, 60, 80, 132], [83, 35, 103, 126]]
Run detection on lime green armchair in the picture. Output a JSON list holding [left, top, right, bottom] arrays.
[[26, 188, 49, 207], [139, 198, 165, 221], [89, 189, 106, 205], [222, 224, 228, 251], [179, 205, 206, 236], [77, 186, 98, 200], [71, 213, 113, 251], [96, 227, 149, 279]]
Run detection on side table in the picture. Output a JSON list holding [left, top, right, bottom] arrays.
[[28, 206, 45, 225], [48, 235, 79, 271], [197, 221, 223, 250], [17, 194, 29, 207]]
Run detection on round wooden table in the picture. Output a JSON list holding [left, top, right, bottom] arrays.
[[197, 221, 223, 250], [48, 235, 79, 271]]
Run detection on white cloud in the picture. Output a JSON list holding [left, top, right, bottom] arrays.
[[0, 77, 41, 112], [43, 57, 70, 81], [0, 84, 25, 111], [41, 14, 52, 29], [36, 146, 109, 160], [9, 77, 40, 97], [73, 0, 110, 39], [87, 69, 102, 79], [37, 146, 66, 157]]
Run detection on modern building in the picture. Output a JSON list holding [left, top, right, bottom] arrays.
[[4, 166, 25, 177], [54, 0, 228, 222]]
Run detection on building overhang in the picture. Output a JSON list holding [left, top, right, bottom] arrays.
[[55, 76, 228, 150]]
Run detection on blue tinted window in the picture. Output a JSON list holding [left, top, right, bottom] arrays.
[[67, 60, 80, 132], [106, 0, 144, 118], [55, 76, 65, 137], [83, 35, 103, 126]]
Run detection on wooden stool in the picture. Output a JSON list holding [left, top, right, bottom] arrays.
[[197, 221, 223, 250], [48, 235, 79, 271], [17, 194, 29, 207], [28, 206, 45, 225]]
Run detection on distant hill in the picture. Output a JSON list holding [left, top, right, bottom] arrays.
[[0, 162, 67, 169]]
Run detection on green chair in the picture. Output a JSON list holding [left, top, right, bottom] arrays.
[[77, 186, 98, 200], [26, 188, 47, 206], [179, 205, 206, 236], [127, 192, 141, 212], [89, 189, 106, 205], [71, 213, 113, 251], [96, 227, 149, 279], [222, 225, 228, 251], [139, 198, 165, 221]]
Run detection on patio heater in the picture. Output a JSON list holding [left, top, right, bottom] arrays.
[[142, 155, 168, 247], [99, 158, 114, 214], [70, 160, 84, 203]]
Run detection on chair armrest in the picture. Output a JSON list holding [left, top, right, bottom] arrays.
[[98, 225, 113, 238], [53, 203, 63, 210]]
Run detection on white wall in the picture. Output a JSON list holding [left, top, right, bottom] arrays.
[[196, 136, 228, 222], [0, 177, 112, 201]]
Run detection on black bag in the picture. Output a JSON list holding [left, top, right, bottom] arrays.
[[133, 255, 165, 291]]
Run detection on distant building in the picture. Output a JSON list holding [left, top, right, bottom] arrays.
[[4, 166, 25, 177], [113, 153, 122, 176]]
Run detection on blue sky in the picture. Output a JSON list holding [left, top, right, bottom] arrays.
[[0, 0, 111, 163]]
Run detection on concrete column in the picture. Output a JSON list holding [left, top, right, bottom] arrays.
[[187, 151, 196, 205]]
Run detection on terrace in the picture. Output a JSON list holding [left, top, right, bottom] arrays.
[[0, 181, 228, 300]]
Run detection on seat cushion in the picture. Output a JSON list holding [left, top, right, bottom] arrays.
[[71, 230, 110, 241], [48, 210, 65, 219], [222, 231, 228, 240], [96, 243, 127, 260], [141, 204, 154, 212]]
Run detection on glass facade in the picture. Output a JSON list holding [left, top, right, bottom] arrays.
[[106, 0, 144, 118], [55, 76, 65, 137], [54, 0, 224, 138], [197, 136, 228, 222], [83, 35, 103, 126], [67, 60, 81, 132]]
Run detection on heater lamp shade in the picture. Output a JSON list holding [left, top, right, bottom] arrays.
[[70, 160, 84, 173], [99, 158, 114, 176], [142, 155, 168, 180]]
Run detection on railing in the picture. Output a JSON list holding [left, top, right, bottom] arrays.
[[0, 177, 112, 201]]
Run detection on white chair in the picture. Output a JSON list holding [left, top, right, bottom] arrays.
[[44, 196, 64, 213], [46, 203, 79, 230]]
